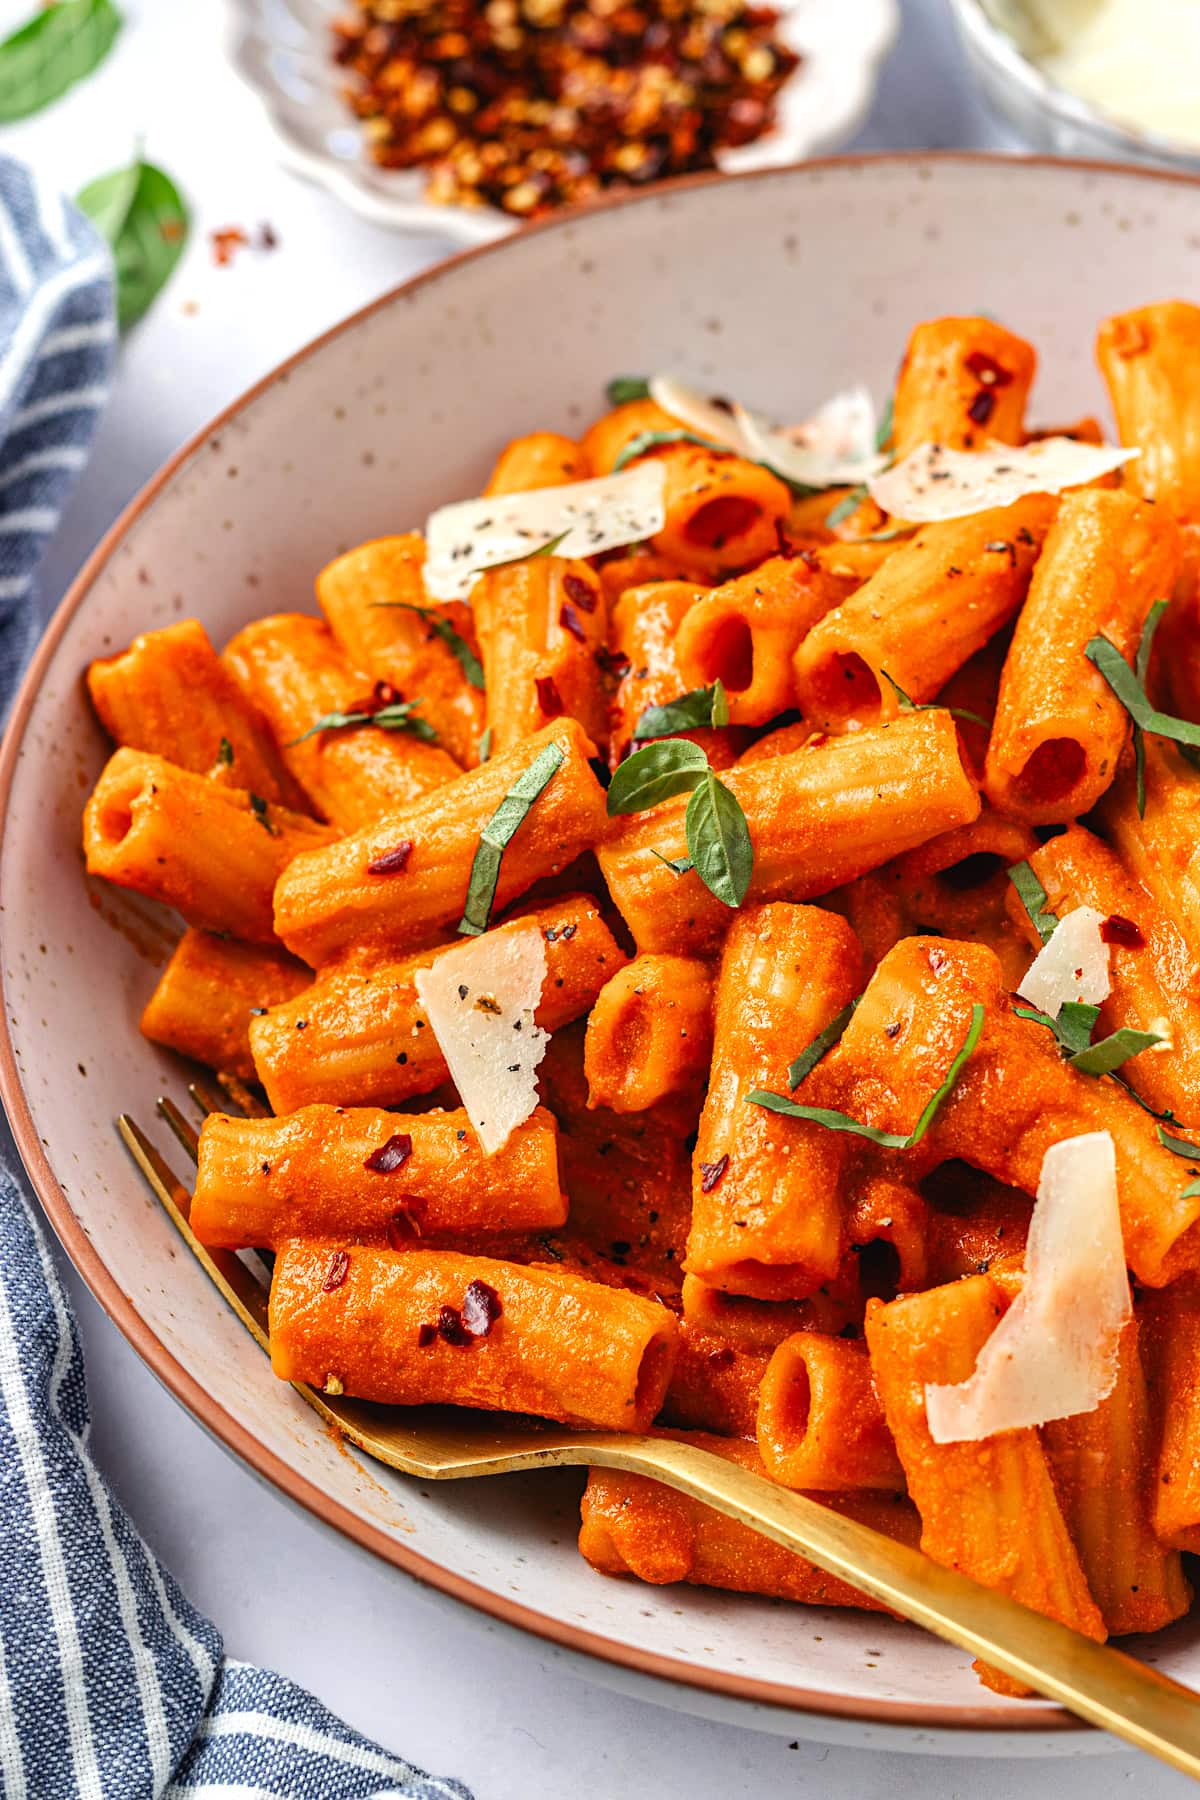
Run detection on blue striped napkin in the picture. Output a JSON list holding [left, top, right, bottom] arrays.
[[0, 154, 473, 1800]]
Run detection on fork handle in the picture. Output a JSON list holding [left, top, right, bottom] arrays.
[[558, 1434, 1200, 1775]]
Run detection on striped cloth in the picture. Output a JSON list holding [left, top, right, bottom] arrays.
[[0, 155, 473, 1800]]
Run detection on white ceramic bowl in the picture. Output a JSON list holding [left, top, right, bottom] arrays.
[[225, 0, 900, 243], [4, 154, 1200, 1753]]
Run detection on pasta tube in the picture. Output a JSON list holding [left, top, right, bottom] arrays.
[[273, 719, 608, 966], [609, 580, 734, 769], [471, 557, 608, 755], [1141, 1280, 1200, 1551], [140, 930, 311, 1080], [82, 749, 335, 944], [223, 613, 460, 829], [484, 430, 588, 496], [192, 1103, 565, 1247], [791, 497, 1054, 732], [1042, 1319, 1190, 1636], [660, 1323, 768, 1437], [1096, 301, 1200, 520], [581, 398, 680, 474], [251, 895, 623, 1112], [984, 491, 1182, 823], [923, 1166, 1030, 1298], [579, 1433, 918, 1610], [316, 534, 484, 768], [866, 1276, 1105, 1688], [86, 618, 299, 805], [599, 709, 981, 956], [584, 954, 713, 1114], [269, 1242, 678, 1430], [679, 1275, 841, 1347], [892, 316, 1036, 457], [686, 904, 863, 1299], [756, 1334, 903, 1491], [649, 446, 791, 582], [673, 553, 854, 725], [1098, 736, 1200, 971]]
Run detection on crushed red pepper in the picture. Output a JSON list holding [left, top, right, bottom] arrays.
[[331, 0, 801, 219]]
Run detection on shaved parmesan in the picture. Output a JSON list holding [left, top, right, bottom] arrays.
[[1017, 905, 1111, 1016], [868, 438, 1139, 523], [649, 374, 886, 489], [423, 462, 666, 601], [413, 925, 548, 1154], [924, 1131, 1130, 1443]]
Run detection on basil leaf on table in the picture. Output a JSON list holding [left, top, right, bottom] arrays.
[[684, 768, 753, 910], [77, 158, 188, 330], [0, 0, 121, 122]]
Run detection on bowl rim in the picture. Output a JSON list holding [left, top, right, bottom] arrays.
[[5, 148, 1196, 1735]]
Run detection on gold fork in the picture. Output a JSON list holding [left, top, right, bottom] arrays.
[[119, 1088, 1200, 1777]]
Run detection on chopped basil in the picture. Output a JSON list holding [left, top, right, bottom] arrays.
[[0, 0, 121, 123], [632, 678, 729, 739], [607, 738, 710, 814], [1085, 628, 1200, 782], [649, 850, 694, 875], [458, 740, 565, 937], [874, 392, 894, 453], [607, 376, 651, 406], [1067, 1026, 1164, 1076], [1008, 860, 1057, 945], [1183, 1178, 1200, 1198], [878, 668, 989, 729], [824, 485, 868, 530], [248, 794, 277, 836], [78, 157, 188, 331], [369, 601, 485, 690], [748, 1003, 985, 1145], [1133, 600, 1169, 817], [612, 428, 724, 473], [1014, 1001, 1100, 1058], [685, 768, 752, 909], [286, 699, 436, 746], [1157, 1124, 1200, 1161], [479, 528, 571, 572], [787, 998, 858, 1090], [478, 725, 493, 763], [216, 736, 233, 768]]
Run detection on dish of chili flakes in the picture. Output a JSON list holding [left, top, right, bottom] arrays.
[[331, 0, 803, 218]]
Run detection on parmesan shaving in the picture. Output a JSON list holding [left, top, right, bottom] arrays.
[[648, 375, 747, 453], [413, 925, 548, 1154], [423, 462, 666, 601], [649, 374, 885, 487], [1017, 904, 1111, 1016], [868, 438, 1139, 523], [924, 1131, 1131, 1443]]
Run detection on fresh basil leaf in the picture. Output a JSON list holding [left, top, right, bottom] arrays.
[[1013, 1001, 1102, 1060], [286, 699, 436, 746], [684, 769, 753, 909], [1067, 1027, 1164, 1076], [878, 668, 989, 729], [1133, 599, 1169, 817], [479, 529, 571, 572], [787, 997, 858, 1090], [606, 738, 709, 816], [369, 600, 485, 691], [0, 0, 121, 122], [633, 679, 728, 740], [1085, 629, 1200, 767], [1008, 860, 1057, 945], [478, 725, 492, 763], [1157, 1124, 1200, 1161], [77, 158, 188, 330], [750, 1003, 984, 1145], [612, 428, 724, 473], [607, 376, 650, 406], [874, 392, 894, 453], [824, 485, 867, 530], [458, 740, 564, 936], [650, 850, 694, 875], [1183, 1178, 1200, 1198]]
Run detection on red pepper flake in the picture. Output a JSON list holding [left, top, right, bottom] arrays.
[[210, 226, 249, 267], [536, 675, 564, 718], [595, 646, 631, 679], [367, 839, 414, 875], [1101, 913, 1146, 949], [386, 1206, 423, 1248], [322, 1249, 351, 1292], [700, 1153, 729, 1193], [364, 1131, 413, 1173], [559, 602, 587, 643], [964, 351, 1013, 389], [707, 1346, 735, 1371], [563, 573, 597, 613], [967, 389, 995, 427], [461, 1279, 503, 1338], [417, 1321, 437, 1347], [437, 1304, 472, 1346]]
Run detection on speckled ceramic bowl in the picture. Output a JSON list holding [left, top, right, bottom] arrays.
[[4, 155, 1200, 1753]]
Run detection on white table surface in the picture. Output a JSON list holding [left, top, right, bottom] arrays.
[[0, 1, 1194, 1794]]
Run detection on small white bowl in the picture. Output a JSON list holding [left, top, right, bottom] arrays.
[[949, 0, 1200, 174], [225, 0, 900, 244]]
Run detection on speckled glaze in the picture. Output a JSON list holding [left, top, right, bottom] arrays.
[[224, 0, 900, 243], [4, 157, 1200, 1752]]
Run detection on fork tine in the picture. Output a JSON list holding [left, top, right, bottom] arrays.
[[188, 1075, 234, 1118], [157, 1094, 200, 1162], [117, 1114, 271, 1346], [217, 1072, 270, 1118]]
